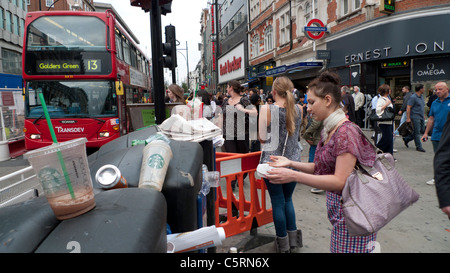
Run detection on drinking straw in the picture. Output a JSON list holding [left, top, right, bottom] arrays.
[[38, 93, 76, 199]]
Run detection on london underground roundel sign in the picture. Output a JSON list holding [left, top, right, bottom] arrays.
[[304, 19, 327, 40]]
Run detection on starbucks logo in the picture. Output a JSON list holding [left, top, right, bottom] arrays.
[[147, 154, 165, 169], [38, 167, 63, 193]]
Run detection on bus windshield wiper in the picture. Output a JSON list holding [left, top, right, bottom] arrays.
[[32, 113, 45, 124]]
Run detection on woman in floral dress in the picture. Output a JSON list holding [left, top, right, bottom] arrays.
[[265, 72, 378, 253]]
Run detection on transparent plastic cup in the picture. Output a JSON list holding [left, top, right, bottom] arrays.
[[205, 171, 220, 187], [23, 138, 95, 220]]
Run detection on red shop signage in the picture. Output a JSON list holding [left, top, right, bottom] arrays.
[[219, 56, 242, 76]]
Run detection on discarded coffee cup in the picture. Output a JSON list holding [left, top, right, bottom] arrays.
[[24, 138, 95, 220], [138, 140, 173, 191]]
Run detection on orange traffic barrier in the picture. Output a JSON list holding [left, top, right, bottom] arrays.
[[215, 151, 273, 238]]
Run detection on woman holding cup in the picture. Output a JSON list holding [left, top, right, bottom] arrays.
[[264, 72, 377, 253]]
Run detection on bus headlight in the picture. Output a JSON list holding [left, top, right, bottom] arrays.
[[99, 132, 110, 138], [30, 134, 41, 139]]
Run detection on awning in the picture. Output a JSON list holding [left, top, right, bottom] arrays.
[[287, 66, 323, 80], [256, 61, 323, 78], [242, 78, 259, 87]]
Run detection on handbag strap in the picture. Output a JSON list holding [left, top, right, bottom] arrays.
[[335, 122, 387, 177], [281, 134, 288, 156], [344, 122, 382, 154], [346, 123, 396, 180]]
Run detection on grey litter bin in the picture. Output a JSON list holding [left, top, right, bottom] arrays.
[[88, 126, 203, 233]]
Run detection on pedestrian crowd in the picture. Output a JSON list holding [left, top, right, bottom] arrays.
[[166, 71, 450, 253]]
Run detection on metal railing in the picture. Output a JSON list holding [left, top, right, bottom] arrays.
[[0, 166, 42, 208]]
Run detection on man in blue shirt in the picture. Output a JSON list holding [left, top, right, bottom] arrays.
[[403, 84, 426, 152], [434, 111, 450, 218], [422, 81, 450, 185]]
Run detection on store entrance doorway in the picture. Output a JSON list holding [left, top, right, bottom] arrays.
[[379, 75, 410, 108]]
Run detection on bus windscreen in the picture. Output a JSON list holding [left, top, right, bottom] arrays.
[[26, 81, 117, 118], [24, 15, 112, 76]]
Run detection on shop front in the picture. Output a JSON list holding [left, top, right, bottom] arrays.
[[218, 43, 246, 93], [326, 7, 450, 100]]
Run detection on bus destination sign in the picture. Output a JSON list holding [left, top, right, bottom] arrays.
[[36, 59, 101, 74]]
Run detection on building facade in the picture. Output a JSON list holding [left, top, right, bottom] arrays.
[[199, 0, 249, 94], [248, 0, 326, 93], [326, 0, 450, 101], [217, 0, 248, 92], [256, 0, 450, 98], [200, 0, 450, 99], [26, 0, 94, 12], [200, 7, 213, 92], [0, 0, 27, 141]]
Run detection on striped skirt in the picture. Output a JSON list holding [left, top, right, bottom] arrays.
[[326, 191, 378, 253]]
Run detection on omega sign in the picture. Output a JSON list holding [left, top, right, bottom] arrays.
[[218, 43, 245, 84], [417, 63, 445, 77], [412, 57, 450, 83]]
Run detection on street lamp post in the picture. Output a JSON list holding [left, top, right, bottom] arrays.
[[177, 41, 190, 91], [214, 0, 219, 93]]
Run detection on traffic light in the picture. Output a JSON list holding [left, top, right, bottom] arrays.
[[130, 0, 172, 14], [163, 25, 177, 71], [160, 3, 172, 15]]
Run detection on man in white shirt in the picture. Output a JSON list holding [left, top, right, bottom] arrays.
[[353, 86, 365, 127]]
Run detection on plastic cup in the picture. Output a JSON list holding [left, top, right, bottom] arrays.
[[138, 140, 173, 191], [24, 138, 95, 220], [205, 171, 220, 187]]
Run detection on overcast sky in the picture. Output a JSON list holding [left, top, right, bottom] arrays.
[[97, 0, 209, 86]]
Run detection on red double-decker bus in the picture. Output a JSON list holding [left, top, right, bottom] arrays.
[[22, 10, 151, 150]]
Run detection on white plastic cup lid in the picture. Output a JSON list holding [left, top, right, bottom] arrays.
[[23, 138, 87, 160]]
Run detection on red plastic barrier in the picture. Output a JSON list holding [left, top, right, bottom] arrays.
[[215, 151, 273, 238]]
